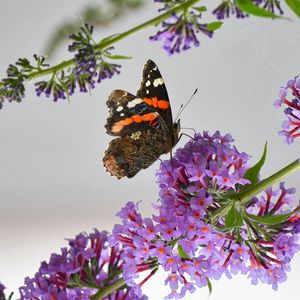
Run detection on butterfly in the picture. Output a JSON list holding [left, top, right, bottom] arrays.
[[103, 59, 180, 179]]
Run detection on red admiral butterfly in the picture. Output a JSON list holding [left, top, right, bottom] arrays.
[[103, 60, 180, 179]]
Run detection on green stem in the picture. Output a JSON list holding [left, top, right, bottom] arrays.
[[7, 0, 199, 83], [236, 158, 300, 204], [211, 158, 300, 223], [90, 278, 125, 300]]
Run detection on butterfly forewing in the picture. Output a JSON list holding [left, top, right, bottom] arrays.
[[105, 89, 162, 137], [137, 60, 174, 130]]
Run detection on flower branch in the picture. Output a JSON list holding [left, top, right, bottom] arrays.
[[2, 0, 216, 109], [30, 0, 200, 81], [237, 158, 300, 204], [2, 131, 298, 299], [210, 158, 300, 224], [1, 0, 300, 109]]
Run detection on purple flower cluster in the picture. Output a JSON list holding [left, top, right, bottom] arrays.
[[69, 32, 121, 93], [245, 183, 300, 288], [212, 0, 248, 19], [19, 230, 146, 300], [35, 25, 121, 101], [150, 11, 214, 55], [0, 63, 26, 108], [68, 25, 121, 94], [274, 76, 300, 144], [112, 131, 300, 298]]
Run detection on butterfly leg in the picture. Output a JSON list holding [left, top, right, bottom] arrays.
[[177, 132, 195, 144]]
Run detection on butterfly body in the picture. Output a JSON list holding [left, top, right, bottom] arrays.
[[103, 60, 179, 179]]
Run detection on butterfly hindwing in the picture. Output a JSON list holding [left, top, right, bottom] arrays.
[[103, 130, 174, 179]]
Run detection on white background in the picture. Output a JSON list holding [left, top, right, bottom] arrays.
[[0, 0, 299, 299]]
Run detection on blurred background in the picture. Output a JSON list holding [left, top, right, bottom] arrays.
[[0, 0, 299, 299]]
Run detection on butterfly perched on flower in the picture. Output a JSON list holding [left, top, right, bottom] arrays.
[[103, 60, 180, 179]]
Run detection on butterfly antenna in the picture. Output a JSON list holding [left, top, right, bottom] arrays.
[[174, 88, 198, 122]]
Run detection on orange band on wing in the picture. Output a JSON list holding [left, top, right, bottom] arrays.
[[143, 97, 169, 110], [111, 113, 158, 133]]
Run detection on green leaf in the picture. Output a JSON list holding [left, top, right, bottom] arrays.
[[236, 0, 281, 18], [178, 245, 191, 259], [285, 0, 300, 18], [206, 277, 213, 296], [225, 203, 244, 228], [243, 143, 267, 187], [106, 54, 132, 60], [246, 210, 300, 225], [193, 5, 207, 12], [206, 21, 223, 32]]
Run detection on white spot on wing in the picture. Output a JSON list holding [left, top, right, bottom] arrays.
[[127, 98, 143, 108], [116, 106, 123, 112], [120, 113, 125, 117], [153, 78, 164, 87], [145, 80, 151, 87]]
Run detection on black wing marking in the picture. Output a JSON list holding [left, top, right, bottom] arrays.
[[105, 89, 164, 137], [136, 60, 174, 130]]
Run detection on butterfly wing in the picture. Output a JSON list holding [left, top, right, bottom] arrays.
[[105, 89, 163, 137], [103, 129, 173, 179], [136, 60, 174, 132]]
